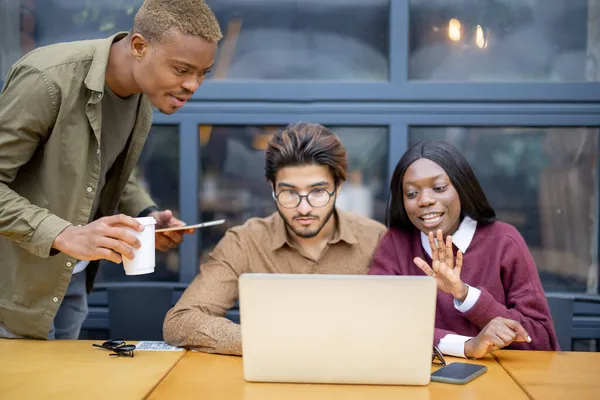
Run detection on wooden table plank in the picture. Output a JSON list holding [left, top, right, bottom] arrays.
[[0, 340, 186, 399], [494, 350, 600, 400], [149, 351, 528, 400]]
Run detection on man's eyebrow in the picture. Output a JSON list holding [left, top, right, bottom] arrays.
[[173, 60, 214, 72], [309, 181, 329, 188], [277, 182, 296, 189], [277, 181, 330, 189], [201, 63, 215, 72]]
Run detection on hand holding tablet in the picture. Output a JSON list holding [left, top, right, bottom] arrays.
[[155, 219, 226, 233]]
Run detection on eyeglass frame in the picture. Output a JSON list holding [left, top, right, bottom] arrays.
[[272, 186, 337, 209], [93, 339, 136, 358], [432, 345, 446, 366], [109, 345, 136, 358]]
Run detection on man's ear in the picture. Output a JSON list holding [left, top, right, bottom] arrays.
[[130, 33, 149, 60]]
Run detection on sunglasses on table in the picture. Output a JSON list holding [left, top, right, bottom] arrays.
[[93, 339, 136, 358], [432, 345, 446, 366]]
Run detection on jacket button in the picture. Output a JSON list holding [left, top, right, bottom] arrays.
[[52, 297, 59, 303], [87, 187, 93, 193], [66, 262, 72, 267]]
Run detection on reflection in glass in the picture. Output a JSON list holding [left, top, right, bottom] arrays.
[[1, 1, 389, 82], [409, 0, 600, 82], [204, 0, 389, 80], [1, 0, 143, 79], [198, 125, 388, 264], [96, 125, 180, 282], [409, 127, 599, 293]]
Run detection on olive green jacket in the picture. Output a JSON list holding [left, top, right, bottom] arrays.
[[0, 33, 156, 339]]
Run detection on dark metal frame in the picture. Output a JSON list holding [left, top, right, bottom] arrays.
[[191, 0, 600, 102], [152, 103, 600, 285]]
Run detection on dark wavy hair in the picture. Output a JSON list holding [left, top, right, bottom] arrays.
[[387, 141, 496, 230], [265, 122, 347, 187]]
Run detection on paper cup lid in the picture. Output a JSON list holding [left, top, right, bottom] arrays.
[[136, 217, 157, 225]]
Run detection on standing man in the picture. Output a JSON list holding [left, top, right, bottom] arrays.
[[0, 0, 222, 340], [163, 122, 387, 355]]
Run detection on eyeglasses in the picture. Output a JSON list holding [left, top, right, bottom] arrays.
[[432, 345, 446, 366], [93, 339, 136, 358], [272, 188, 336, 209]]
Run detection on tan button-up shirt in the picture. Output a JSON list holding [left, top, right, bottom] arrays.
[[0, 33, 155, 339], [163, 210, 387, 355]]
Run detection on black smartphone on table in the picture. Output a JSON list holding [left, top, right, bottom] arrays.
[[431, 362, 487, 385]]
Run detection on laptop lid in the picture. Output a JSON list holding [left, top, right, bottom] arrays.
[[239, 273, 437, 385]]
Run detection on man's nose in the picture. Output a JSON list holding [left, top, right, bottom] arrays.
[[297, 197, 312, 214], [181, 78, 199, 93]]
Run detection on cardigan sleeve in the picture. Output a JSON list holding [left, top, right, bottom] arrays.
[[461, 229, 560, 351], [368, 230, 401, 275]]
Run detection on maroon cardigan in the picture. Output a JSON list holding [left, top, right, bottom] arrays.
[[369, 221, 560, 351]]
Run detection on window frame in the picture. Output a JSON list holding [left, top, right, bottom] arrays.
[[192, 0, 600, 102], [154, 102, 600, 289]]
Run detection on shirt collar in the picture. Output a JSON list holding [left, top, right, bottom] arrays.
[[84, 32, 129, 99], [420, 216, 477, 258], [271, 209, 357, 251]]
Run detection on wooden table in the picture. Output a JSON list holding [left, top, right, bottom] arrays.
[[0, 339, 186, 399], [494, 350, 600, 400], [148, 351, 529, 400]]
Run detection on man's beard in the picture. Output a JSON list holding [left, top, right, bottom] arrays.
[[277, 204, 336, 239]]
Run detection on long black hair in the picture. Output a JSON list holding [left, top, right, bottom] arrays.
[[387, 141, 496, 230]]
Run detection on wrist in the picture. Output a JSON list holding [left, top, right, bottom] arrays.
[[464, 338, 474, 358], [138, 206, 159, 218], [455, 283, 469, 302], [52, 225, 74, 251]]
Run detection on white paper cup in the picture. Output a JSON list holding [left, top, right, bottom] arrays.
[[122, 217, 156, 275]]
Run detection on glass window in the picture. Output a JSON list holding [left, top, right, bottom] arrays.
[[96, 125, 181, 282], [409, 126, 599, 293], [409, 0, 600, 82], [2, 1, 389, 82], [199, 125, 389, 264], [205, 0, 389, 80], [1, 0, 143, 80]]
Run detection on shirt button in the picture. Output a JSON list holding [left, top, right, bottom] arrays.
[[87, 187, 93, 193], [66, 262, 72, 267], [52, 297, 59, 303]]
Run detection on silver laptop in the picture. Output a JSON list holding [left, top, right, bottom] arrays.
[[239, 273, 437, 385]]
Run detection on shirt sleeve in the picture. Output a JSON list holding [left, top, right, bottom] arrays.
[[163, 229, 247, 355], [117, 170, 156, 217], [461, 232, 560, 351], [438, 334, 472, 358], [453, 285, 482, 313], [0, 65, 72, 258]]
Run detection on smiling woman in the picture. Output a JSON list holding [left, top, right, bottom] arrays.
[[370, 140, 559, 360], [387, 141, 496, 234]]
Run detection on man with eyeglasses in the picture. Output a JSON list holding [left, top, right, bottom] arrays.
[[163, 122, 386, 355]]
